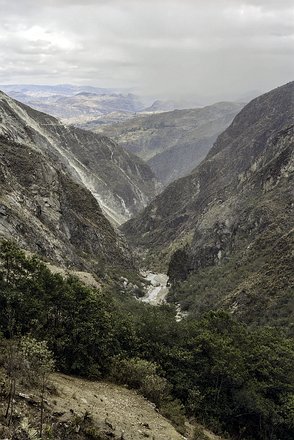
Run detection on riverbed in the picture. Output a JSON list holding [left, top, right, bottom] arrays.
[[140, 271, 170, 305]]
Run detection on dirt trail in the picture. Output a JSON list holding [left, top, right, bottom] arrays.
[[51, 373, 185, 440]]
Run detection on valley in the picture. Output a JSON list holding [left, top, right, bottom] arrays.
[[1, 0, 293, 437], [0, 81, 293, 440], [1, 85, 244, 186], [122, 81, 294, 331], [89, 102, 244, 185]]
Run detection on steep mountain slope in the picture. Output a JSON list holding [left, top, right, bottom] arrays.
[[0, 91, 158, 225], [0, 370, 223, 440], [95, 102, 244, 185], [122, 82, 294, 329], [0, 136, 133, 273]]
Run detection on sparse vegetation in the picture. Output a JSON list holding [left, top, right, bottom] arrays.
[[168, 220, 294, 334]]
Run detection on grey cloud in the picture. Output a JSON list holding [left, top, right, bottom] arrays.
[[0, 0, 293, 100]]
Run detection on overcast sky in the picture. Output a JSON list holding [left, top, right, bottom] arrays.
[[0, 0, 293, 101]]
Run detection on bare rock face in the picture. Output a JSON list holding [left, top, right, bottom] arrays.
[[0, 91, 158, 226], [122, 82, 294, 328], [0, 92, 137, 273], [95, 102, 244, 185]]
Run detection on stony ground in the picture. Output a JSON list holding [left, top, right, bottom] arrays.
[[52, 373, 185, 440], [0, 371, 225, 440]]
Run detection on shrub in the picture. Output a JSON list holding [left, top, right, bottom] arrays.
[[110, 357, 170, 406], [20, 336, 55, 387], [141, 372, 171, 406], [192, 425, 210, 440], [110, 357, 156, 388], [160, 398, 186, 434]]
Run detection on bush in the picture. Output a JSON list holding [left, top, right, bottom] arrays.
[[141, 372, 171, 406], [86, 363, 102, 380], [192, 425, 210, 440], [110, 357, 155, 387], [110, 357, 170, 406], [160, 398, 186, 434], [0, 241, 293, 440], [20, 336, 55, 387]]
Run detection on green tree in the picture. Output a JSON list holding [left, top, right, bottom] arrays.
[[20, 336, 55, 438]]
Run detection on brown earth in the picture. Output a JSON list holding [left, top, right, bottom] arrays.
[[51, 373, 185, 440]]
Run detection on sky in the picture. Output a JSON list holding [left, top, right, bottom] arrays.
[[0, 0, 293, 102]]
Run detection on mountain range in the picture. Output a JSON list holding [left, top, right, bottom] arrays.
[[0, 80, 293, 440], [1, 85, 190, 127], [0, 82, 293, 330], [122, 81, 294, 330], [95, 102, 244, 185], [0, 87, 144, 124]]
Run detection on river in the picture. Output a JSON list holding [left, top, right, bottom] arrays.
[[140, 271, 188, 321], [140, 271, 170, 305]]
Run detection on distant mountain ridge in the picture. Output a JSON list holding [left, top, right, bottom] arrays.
[[2, 90, 144, 122], [0, 84, 124, 96], [143, 99, 184, 112], [95, 102, 244, 185], [122, 81, 294, 329]]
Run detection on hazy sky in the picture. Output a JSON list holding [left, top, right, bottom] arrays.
[[0, 0, 293, 101]]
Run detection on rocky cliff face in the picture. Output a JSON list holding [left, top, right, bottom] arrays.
[[95, 102, 244, 185], [121, 82, 294, 328], [0, 91, 143, 273], [0, 136, 134, 273], [0, 91, 158, 225]]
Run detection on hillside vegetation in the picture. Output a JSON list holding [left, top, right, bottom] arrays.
[[0, 241, 293, 440]]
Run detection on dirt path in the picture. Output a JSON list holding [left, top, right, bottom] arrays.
[[51, 373, 185, 440]]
